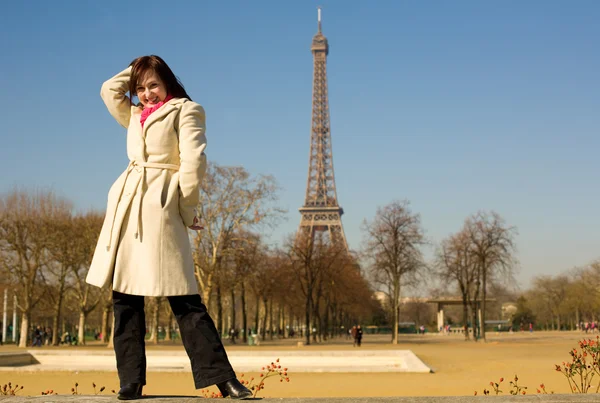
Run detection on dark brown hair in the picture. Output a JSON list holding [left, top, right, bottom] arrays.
[[129, 55, 192, 103]]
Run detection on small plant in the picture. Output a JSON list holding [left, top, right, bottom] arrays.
[[238, 358, 290, 398], [1, 383, 23, 396], [537, 383, 553, 394], [555, 336, 600, 393], [92, 382, 106, 395], [489, 377, 504, 395], [480, 375, 529, 396], [509, 375, 527, 395], [71, 382, 79, 395], [199, 389, 223, 398]]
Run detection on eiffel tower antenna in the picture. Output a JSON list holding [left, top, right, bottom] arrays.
[[317, 6, 322, 33], [298, 7, 349, 250]]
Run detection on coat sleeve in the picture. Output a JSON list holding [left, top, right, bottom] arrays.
[[100, 66, 133, 128], [177, 101, 207, 227]]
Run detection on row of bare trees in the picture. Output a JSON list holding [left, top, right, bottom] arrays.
[[1, 168, 529, 348], [514, 261, 600, 331], [0, 189, 104, 347]]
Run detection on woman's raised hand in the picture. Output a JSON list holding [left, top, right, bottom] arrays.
[[188, 216, 203, 231]]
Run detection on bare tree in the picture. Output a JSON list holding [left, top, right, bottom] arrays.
[[328, 256, 374, 337], [286, 231, 346, 345], [568, 262, 600, 325], [147, 297, 163, 344], [70, 211, 104, 345], [465, 211, 517, 341], [435, 230, 478, 340], [231, 231, 263, 343], [45, 211, 78, 345], [249, 250, 282, 339], [193, 164, 282, 309], [0, 189, 72, 347], [531, 275, 571, 330], [362, 200, 426, 345], [99, 286, 113, 344]]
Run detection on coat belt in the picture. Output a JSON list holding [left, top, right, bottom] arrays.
[[106, 160, 180, 251]]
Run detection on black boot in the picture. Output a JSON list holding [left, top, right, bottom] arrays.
[[117, 383, 143, 400], [217, 378, 252, 400]]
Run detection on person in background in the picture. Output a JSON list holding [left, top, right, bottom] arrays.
[[355, 325, 363, 347]]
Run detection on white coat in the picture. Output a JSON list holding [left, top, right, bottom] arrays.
[[85, 67, 206, 296]]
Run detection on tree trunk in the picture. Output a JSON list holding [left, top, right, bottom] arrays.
[[241, 281, 247, 343], [481, 262, 487, 342], [392, 287, 399, 345], [269, 299, 274, 340], [78, 311, 87, 345], [51, 295, 63, 346], [164, 311, 172, 342], [305, 288, 312, 345], [282, 305, 287, 338], [330, 304, 336, 339], [471, 304, 478, 341], [150, 298, 161, 344], [230, 287, 236, 340], [323, 302, 330, 341], [277, 304, 282, 338], [462, 299, 470, 341], [216, 283, 223, 337], [19, 313, 29, 348], [313, 308, 320, 343], [254, 296, 260, 336], [101, 305, 111, 343], [107, 312, 115, 348], [261, 298, 268, 339]]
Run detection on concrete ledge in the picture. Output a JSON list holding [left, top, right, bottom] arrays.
[[1, 350, 432, 373], [0, 352, 37, 367], [1, 395, 600, 402]]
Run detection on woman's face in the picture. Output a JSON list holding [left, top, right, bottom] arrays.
[[136, 71, 168, 108]]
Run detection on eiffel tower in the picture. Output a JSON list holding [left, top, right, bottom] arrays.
[[298, 8, 349, 251]]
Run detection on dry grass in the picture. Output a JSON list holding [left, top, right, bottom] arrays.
[[0, 331, 592, 397]]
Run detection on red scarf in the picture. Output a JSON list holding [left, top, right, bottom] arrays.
[[140, 95, 173, 128]]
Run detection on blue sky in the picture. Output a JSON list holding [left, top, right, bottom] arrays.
[[1, 1, 598, 290]]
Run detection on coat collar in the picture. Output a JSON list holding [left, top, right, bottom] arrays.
[[140, 97, 187, 137]]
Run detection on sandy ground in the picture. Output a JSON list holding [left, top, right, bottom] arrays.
[[0, 331, 592, 397]]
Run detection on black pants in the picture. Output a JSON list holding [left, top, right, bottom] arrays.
[[112, 291, 236, 389]]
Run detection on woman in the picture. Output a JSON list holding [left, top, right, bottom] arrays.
[[86, 55, 251, 400]]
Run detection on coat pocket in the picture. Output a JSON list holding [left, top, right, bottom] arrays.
[[161, 172, 180, 210]]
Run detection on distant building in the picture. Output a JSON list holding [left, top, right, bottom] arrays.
[[501, 302, 518, 321], [373, 292, 428, 308]]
